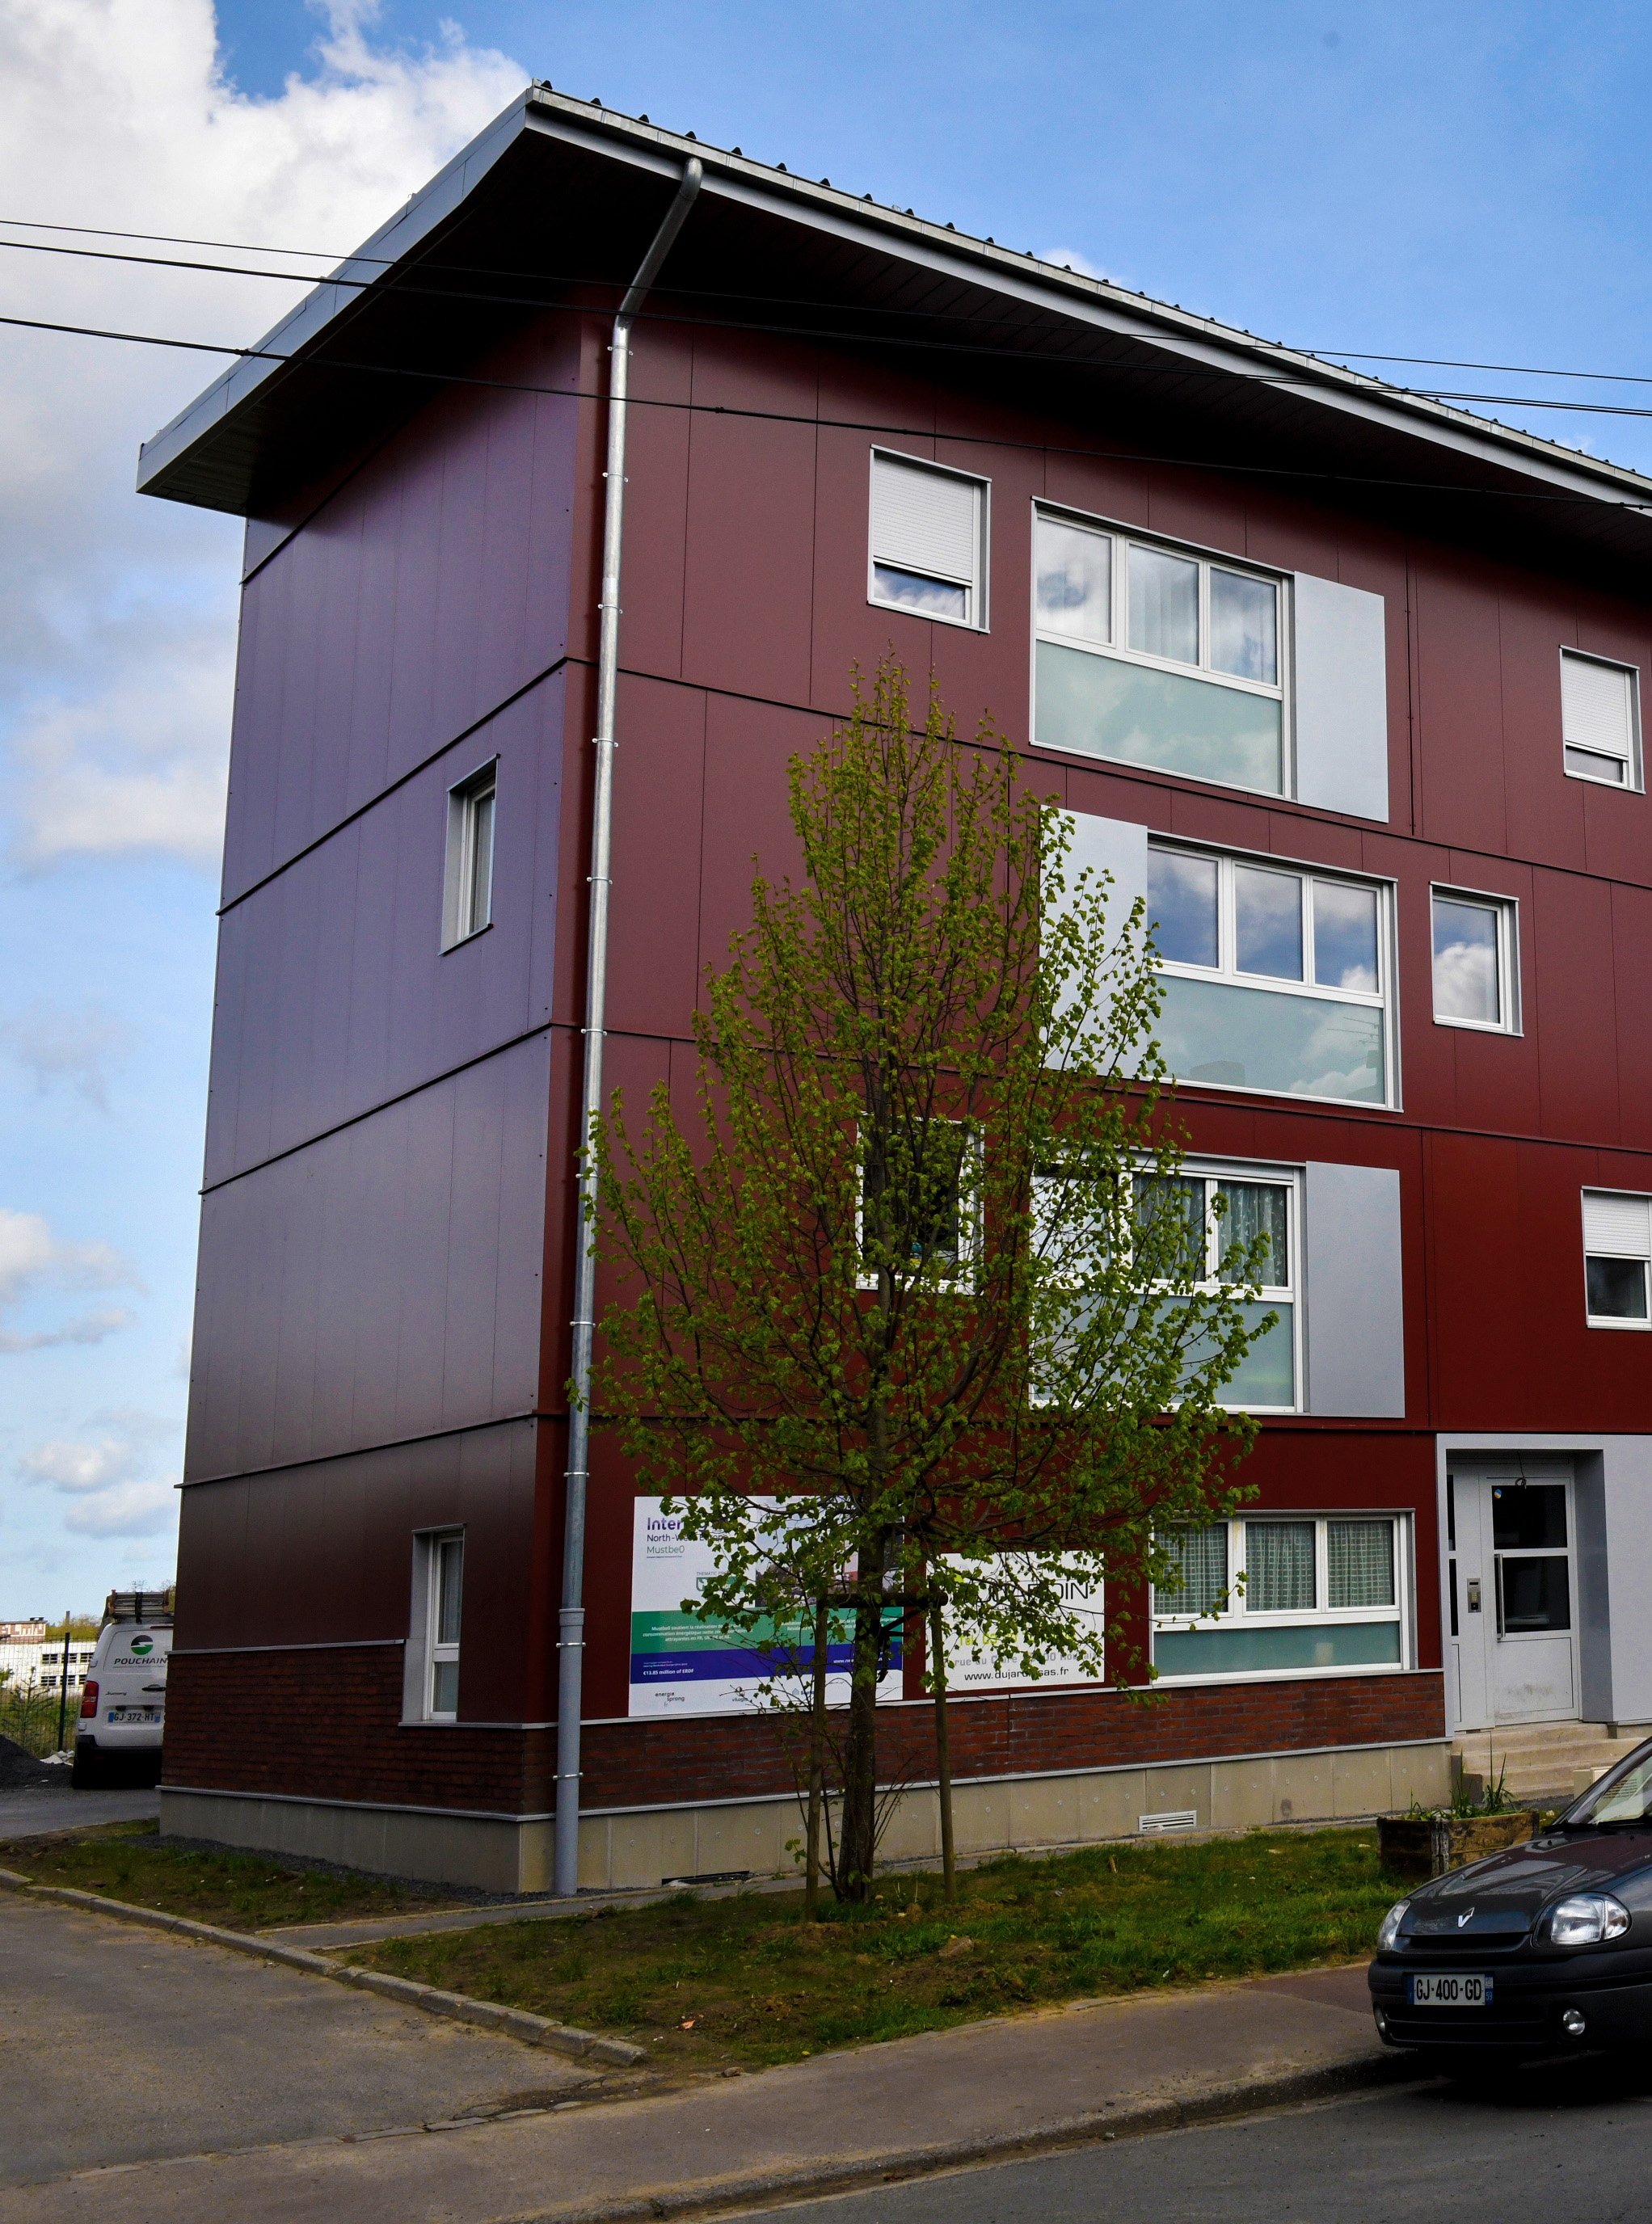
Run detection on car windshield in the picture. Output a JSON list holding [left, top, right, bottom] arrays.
[[1565, 1742, 1652, 1826]]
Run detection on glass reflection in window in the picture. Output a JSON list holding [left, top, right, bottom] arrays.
[[1314, 882, 1380, 992], [1148, 847, 1219, 968], [1210, 568, 1278, 684], [1235, 866, 1303, 981]]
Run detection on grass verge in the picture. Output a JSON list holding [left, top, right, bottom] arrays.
[[348, 1826, 1403, 2071], [1, 1820, 461, 1931]]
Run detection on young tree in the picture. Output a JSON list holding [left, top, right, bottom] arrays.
[[590, 657, 1273, 1900]]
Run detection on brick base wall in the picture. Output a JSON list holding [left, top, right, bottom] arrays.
[[166, 1645, 1445, 1817]]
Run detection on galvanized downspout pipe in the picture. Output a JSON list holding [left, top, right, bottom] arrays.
[[555, 158, 702, 1900]]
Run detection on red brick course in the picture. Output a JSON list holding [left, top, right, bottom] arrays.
[[165, 1645, 1444, 1818]]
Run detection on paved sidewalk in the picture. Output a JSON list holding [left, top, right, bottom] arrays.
[[0, 1895, 596, 2188], [0, 1951, 1406, 2224]]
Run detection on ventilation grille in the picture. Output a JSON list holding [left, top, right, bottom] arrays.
[[1139, 1809, 1199, 1835]]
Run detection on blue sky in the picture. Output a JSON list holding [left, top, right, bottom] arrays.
[[2, 0, 1651, 1614]]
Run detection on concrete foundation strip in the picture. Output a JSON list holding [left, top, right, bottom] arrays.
[[0, 1868, 645, 2067]]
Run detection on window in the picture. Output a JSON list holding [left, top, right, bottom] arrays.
[[1431, 887, 1519, 1033], [1153, 1514, 1405, 1679], [1034, 509, 1287, 795], [1561, 650, 1641, 789], [1132, 1167, 1300, 1411], [425, 1531, 464, 1719], [1147, 842, 1392, 1106], [1582, 1190, 1652, 1329], [442, 761, 497, 950], [869, 452, 987, 629], [859, 1121, 979, 1287]]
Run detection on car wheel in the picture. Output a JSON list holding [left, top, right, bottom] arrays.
[[70, 1746, 104, 1789]]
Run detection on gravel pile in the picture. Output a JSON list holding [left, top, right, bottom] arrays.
[[0, 1736, 68, 1791]]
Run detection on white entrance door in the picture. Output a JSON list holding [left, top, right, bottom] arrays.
[[1448, 1464, 1578, 1730]]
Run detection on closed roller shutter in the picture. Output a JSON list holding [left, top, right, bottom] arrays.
[[1562, 653, 1637, 763], [1582, 1190, 1652, 1258], [870, 453, 981, 584]]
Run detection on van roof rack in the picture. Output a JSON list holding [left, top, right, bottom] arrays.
[[102, 1587, 176, 1626]]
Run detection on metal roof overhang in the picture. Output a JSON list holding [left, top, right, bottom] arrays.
[[137, 90, 1652, 585]]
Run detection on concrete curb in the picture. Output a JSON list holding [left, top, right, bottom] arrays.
[[0, 1868, 644, 2067], [495, 2049, 1422, 2224]]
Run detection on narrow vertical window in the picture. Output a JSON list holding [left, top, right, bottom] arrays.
[[428, 1532, 464, 1719], [442, 762, 497, 950], [869, 452, 988, 628], [1561, 650, 1640, 788], [1431, 887, 1519, 1033]]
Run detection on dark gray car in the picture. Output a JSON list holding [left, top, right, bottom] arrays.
[[1369, 1738, 1652, 2058]]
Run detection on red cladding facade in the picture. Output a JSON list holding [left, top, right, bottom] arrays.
[[140, 93, 1652, 1883]]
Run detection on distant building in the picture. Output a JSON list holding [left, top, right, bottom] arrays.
[[0, 1640, 96, 1692]]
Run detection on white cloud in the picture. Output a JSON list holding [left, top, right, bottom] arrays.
[[1, 1000, 137, 1108], [19, 1436, 137, 1491], [0, 0, 525, 870], [18, 1411, 180, 1540], [0, 1206, 138, 1351], [63, 1481, 175, 1538]]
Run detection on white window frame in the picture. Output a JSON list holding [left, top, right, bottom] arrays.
[[412, 1528, 465, 1722], [1582, 1188, 1652, 1333], [1151, 1512, 1410, 1683], [867, 449, 989, 632], [856, 1118, 981, 1292], [1561, 648, 1642, 791], [1133, 1162, 1303, 1416], [1430, 884, 1521, 1035], [1030, 503, 1292, 798], [1148, 839, 1397, 1109], [441, 760, 497, 951]]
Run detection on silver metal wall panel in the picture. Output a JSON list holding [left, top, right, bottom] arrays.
[[1303, 1160, 1405, 1416], [1293, 572, 1389, 823]]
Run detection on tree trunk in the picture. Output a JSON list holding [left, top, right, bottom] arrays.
[[838, 1530, 888, 1901], [804, 1590, 830, 1916], [928, 1593, 956, 1903]]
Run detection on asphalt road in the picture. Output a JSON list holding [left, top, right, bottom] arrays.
[[733, 2060, 1652, 2224], [0, 1892, 593, 2186], [0, 1784, 158, 1840]]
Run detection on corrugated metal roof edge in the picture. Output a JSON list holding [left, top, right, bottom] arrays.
[[136, 83, 1652, 519]]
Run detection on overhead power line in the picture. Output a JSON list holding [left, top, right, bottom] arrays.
[[7, 216, 1652, 403], [4, 304, 1650, 509]]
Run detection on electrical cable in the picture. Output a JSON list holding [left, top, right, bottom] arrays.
[[4, 303, 1649, 509], [8, 219, 1652, 402]]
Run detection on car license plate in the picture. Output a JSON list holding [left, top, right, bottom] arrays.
[[1409, 1973, 1492, 2008], [107, 1708, 160, 1725]]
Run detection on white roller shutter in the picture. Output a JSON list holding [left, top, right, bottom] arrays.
[[1582, 1190, 1652, 1258], [1562, 653, 1637, 764], [870, 453, 981, 584]]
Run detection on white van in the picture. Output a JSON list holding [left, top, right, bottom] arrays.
[[72, 1590, 174, 1788]]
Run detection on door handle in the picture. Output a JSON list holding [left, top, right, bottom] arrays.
[[1494, 1558, 1505, 1638]]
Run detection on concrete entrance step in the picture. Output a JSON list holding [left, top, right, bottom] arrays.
[[1451, 1721, 1646, 1804]]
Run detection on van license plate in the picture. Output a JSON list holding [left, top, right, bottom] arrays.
[[107, 1708, 160, 1725], [1409, 1973, 1492, 2008]]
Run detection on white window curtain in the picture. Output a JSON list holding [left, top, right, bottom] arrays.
[[1328, 1519, 1394, 1609], [1245, 1521, 1315, 1613], [1157, 1524, 1228, 1618]]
